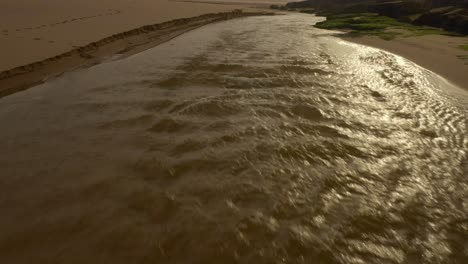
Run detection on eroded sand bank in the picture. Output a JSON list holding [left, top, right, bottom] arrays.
[[0, 10, 275, 98], [0, 0, 286, 71]]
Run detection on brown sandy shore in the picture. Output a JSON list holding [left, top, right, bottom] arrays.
[[0, 10, 276, 98], [341, 34, 468, 91], [0, 0, 287, 71], [0, 0, 235, 70]]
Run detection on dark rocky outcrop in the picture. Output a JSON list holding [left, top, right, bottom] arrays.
[[415, 7, 468, 34], [368, 1, 425, 18]]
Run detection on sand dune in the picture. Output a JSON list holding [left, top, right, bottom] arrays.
[[0, 0, 286, 71]]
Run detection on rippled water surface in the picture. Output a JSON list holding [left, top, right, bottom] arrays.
[[0, 14, 467, 263]]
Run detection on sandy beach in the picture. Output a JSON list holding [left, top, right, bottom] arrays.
[[0, 0, 286, 98], [0, 0, 286, 71], [0, 10, 276, 98], [341, 34, 468, 90]]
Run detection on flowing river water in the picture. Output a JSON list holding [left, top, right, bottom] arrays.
[[0, 14, 467, 263]]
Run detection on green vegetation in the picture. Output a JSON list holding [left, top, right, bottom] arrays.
[[287, 0, 468, 35], [316, 13, 403, 31], [270, 5, 288, 11], [315, 13, 457, 40], [459, 44, 468, 51]]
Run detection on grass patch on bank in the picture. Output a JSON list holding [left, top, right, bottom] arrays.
[[315, 13, 455, 40], [459, 44, 468, 51], [316, 13, 404, 31]]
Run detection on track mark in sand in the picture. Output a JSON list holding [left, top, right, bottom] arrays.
[[5, 9, 122, 33]]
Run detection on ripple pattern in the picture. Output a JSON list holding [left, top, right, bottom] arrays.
[[0, 14, 466, 264], [111, 14, 467, 264]]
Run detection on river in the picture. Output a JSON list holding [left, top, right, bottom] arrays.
[[0, 13, 466, 264]]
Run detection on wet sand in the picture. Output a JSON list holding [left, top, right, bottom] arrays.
[[342, 34, 468, 90]]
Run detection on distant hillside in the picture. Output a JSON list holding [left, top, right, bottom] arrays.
[[285, 0, 468, 34], [287, 0, 468, 9]]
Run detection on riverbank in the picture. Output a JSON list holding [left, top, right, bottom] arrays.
[[0, 0, 253, 71], [341, 33, 468, 91], [310, 12, 468, 90], [0, 10, 275, 98]]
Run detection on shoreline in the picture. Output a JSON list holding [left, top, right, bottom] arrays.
[[309, 10, 468, 91], [1, 8, 465, 98], [0, 10, 275, 98], [1, 0, 280, 71], [338, 34, 468, 91]]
